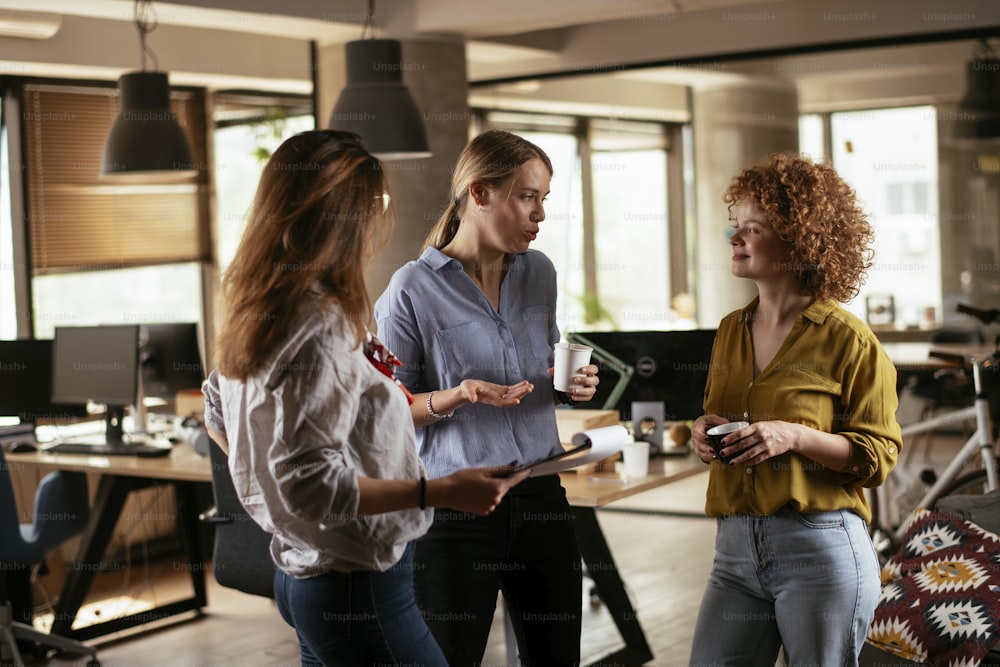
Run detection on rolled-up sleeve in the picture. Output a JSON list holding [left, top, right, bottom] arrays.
[[375, 284, 425, 394], [835, 337, 902, 487], [263, 340, 362, 527], [202, 369, 226, 436]]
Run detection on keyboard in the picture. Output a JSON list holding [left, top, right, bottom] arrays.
[[44, 441, 172, 458]]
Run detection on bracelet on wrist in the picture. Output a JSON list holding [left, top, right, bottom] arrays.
[[418, 476, 427, 510], [426, 390, 454, 420]]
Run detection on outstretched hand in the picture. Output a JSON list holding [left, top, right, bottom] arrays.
[[458, 379, 534, 408]]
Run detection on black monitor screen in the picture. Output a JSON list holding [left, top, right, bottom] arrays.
[[566, 329, 718, 422], [51, 325, 139, 407], [0, 339, 89, 423], [139, 323, 205, 399]]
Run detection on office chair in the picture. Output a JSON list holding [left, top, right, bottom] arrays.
[[0, 447, 99, 667], [203, 440, 275, 599]]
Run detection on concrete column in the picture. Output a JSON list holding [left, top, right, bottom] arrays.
[[691, 81, 799, 327], [316, 38, 470, 306]]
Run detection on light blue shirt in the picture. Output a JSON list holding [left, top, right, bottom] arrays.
[[374, 247, 564, 477]]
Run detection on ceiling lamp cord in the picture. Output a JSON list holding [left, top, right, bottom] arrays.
[[361, 0, 375, 40], [135, 0, 159, 72]]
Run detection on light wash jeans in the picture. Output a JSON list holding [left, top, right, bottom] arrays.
[[689, 507, 881, 667]]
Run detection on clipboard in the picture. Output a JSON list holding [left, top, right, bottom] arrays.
[[514, 442, 592, 473], [516, 425, 630, 477]]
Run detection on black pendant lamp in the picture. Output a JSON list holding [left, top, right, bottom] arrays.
[[328, 0, 431, 160], [101, 0, 195, 179], [956, 39, 1000, 140]]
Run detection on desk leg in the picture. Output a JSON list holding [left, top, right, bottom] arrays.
[[52, 476, 208, 641], [52, 474, 139, 637], [573, 507, 653, 667]]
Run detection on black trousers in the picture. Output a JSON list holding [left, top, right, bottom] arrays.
[[414, 474, 582, 667]]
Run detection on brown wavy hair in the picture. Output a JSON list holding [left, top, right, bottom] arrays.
[[424, 129, 552, 250], [215, 130, 391, 380], [724, 152, 874, 302]]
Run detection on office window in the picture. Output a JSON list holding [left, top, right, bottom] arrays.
[[830, 106, 941, 328], [213, 94, 313, 273], [591, 142, 669, 329], [31, 263, 203, 338], [482, 112, 677, 334], [22, 83, 208, 272], [14, 81, 210, 336], [798, 114, 826, 161]]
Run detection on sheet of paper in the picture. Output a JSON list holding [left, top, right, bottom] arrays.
[[528, 425, 629, 477]]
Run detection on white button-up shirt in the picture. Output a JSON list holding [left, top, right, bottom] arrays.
[[203, 298, 431, 577]]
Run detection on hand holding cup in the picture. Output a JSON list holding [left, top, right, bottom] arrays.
[[553, 343, 593, 392], [706, 421, 749, 464]]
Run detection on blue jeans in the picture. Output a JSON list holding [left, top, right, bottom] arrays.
[[274, 542, 447, 667], [414, 475, 582, 667], [689, 508, 881, 667]]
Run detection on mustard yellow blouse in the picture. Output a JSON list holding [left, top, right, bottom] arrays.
[[703, 298, 902, 523]]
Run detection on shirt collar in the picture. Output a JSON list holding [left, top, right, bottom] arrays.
[[738, 295, 834, 324], [801, 298, 836, 324], [420, 246, 461, 271], [419, 246, 525, 273]]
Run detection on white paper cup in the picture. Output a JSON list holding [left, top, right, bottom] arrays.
[[553, 343, 593, 392], [622, 440, 650, 478]]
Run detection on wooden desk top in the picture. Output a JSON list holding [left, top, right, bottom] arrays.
[[8, 444, 707, 509], [558, 453, 706, 508], [881, 341, 997, 372], [6, 444, 212, 483]]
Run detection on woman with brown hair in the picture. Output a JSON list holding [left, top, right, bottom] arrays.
[[203, 129, 528, 667], [375, 129, 600, 666], [688, 153, 902, 666]]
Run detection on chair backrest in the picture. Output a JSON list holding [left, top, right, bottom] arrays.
[[0, 446, 89, 564], [207, 440, 276, 599]]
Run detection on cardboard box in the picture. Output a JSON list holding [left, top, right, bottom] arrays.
[[175, 388, 205, 419], [554, 408, 621, 473]]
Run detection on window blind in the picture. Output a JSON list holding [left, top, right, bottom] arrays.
[[22, 82, 209, 273]]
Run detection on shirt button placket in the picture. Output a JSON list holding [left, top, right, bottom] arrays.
[[496, 319, 519, 379]]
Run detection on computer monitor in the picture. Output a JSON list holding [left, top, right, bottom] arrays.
[[139, 322, 205, 399], [51, 324, 140, 446], [565, 329, 718, 422], [0, 339, 89, 426]]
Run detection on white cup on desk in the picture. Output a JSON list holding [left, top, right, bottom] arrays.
[[621, 440, 650, 478]]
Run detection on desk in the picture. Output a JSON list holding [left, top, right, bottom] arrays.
[[882, 341, 997, 372], [6, 445, 211, 641], [556, 454, 706, 666]]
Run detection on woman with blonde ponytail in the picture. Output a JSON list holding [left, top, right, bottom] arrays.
[[375, 129, 600, 666]]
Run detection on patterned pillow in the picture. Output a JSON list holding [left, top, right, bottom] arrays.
[[866, 509, 1000, 666]]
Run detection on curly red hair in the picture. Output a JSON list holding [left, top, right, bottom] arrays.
[[724, 152, 874, 303]]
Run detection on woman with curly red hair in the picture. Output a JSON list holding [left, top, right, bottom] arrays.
[[688, 153, 902, 666]]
